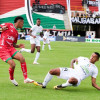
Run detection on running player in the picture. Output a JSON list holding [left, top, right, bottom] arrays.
[[0, 16, 34, 86], [20, 18, 43, 64], [42, 29, 52, 50], [34, 52, 100, 90]]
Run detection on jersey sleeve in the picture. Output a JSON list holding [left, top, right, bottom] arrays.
[[77, 57, 83, 62], [92, 67, 98, 78], [40, 26, 43, 32], [0, 23, 6, 28], [0, 23, 11, 27]]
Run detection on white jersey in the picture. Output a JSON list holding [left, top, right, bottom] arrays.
[[30, 25, 43, 46], [43, 31, 50, 39], [74, 57, 98, 80], [31, 25, 43, 39]]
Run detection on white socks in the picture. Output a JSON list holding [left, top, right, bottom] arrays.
[[48, 45, 51, 50], [34, 52, 40, 62], [21, 48, 31, 53], [42, 44, 51, 50], [42, 44, 45, 50], [62, 80, 72, 87], [43, 72, 53, 86]]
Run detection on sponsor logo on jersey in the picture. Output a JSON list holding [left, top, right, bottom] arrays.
[[7, 36, 14, 41]]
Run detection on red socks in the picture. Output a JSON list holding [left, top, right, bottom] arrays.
[[21, 62, 28, 79], [9, 62, 28, 80], [9, 67, 14, 80]]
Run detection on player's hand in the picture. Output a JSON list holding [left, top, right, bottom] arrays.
[[2, 26, 8, 31], [32, 35, 36, 38], [19, 44, 25, 48], [44, 38, 46, 41]]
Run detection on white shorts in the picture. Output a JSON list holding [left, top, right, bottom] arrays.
[[30, 36, 40, 46], [58, 67, 81, 86], [43, 38, 50, 44]]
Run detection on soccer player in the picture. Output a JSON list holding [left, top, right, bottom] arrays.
[[42, 29, 52, 50], [20, 18, 43, 64], [0, 16, 34, 86], [34, 52, 100, 90]]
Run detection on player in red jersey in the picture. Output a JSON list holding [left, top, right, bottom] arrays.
[[0, 16, 34, 86]]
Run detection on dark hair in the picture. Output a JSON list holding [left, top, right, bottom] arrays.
[[94, 52, 100, 59], [14, 16, 24, 23], [37, 18, 40, 20]]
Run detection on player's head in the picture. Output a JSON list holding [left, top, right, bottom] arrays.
[[14, 16, 24, 28], [90, 52, 100, 63], [36, 18, 41, 26]]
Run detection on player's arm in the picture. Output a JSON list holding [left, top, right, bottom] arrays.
[[70, 58, 78, 68], [40, 32, 43, 37], [0, 25, 8, 31], [13, 43, 25, 48], [29, 29, 36, 38], [91, 77, 100, 90]]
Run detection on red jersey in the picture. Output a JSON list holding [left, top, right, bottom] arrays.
[[0, 23, 18, 47]]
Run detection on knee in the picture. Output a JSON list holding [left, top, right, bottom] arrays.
[[20, 56, 25, 63], [37, 50, 40, 52], [69, 77, 78, 85], [49, 68, 60, 76], [10, 61, 16, 69], [49, 69, 54, 75], [31, 50, 35, 53], [37, 49, 40, 52]]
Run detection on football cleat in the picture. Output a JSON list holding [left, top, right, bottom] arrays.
[[24, 78, 34, 83], [33, 62, 39, 64], [10, 79, 18, 86], [54, 85, 63, 90], [33, 82, 46, 88]]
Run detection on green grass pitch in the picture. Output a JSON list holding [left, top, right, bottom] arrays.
[[0, 40, 100, 100]]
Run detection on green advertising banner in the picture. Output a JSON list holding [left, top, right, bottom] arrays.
[[85, 38, 100, 43]]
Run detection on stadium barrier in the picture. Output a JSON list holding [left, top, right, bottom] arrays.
[[85, 38, 100, 43], [24, 28, 86, 42], [24, 28, 72, 36], [25, 35, 56, 41], [56, 36, 85, 42]]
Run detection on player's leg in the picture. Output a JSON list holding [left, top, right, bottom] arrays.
[[54, 68, 81, 89], [42, 41, 46, 50], [33, 39, 41, 64], [0, 49, 18, 86], [19, 44, 36, 53], [13, 52, 34, 83], [43, 68, 60, 87], [19, 37, 36, 53], [33, 46, 40, 64], [48, 43, 51, 50], [7, 59, 18, 86], [47, 39, 51, 50], [54, 77, 78, 89], [34, 68, 60, 88]]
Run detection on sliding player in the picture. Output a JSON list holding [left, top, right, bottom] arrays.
[[0, 16, 34, 86], [34, 52, 100, 90]]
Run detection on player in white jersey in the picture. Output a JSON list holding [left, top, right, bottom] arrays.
[[20, 18, 43, 64], [42, 29, 52, 50], [34, 52, 100, 90]]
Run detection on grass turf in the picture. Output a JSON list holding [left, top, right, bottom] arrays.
[[0, 40, 100, 100]]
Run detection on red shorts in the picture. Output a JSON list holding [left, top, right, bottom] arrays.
[[0, 46, 19, 62]]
